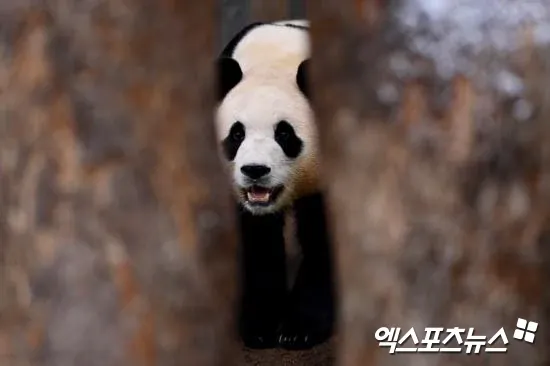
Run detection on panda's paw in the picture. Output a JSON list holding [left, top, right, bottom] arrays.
[[242, 333, 279, 349], [277, 320, 332, 350], [240, 325, 280, 349]]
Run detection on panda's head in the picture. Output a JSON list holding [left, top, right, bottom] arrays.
[[216, 57, 318, 215]]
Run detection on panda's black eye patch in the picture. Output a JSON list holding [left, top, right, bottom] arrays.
[[229, 122, 245, 142], [275, 120, 303, 158], [223, 122, 245, 161]]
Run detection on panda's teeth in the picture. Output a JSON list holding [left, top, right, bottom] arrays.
[[247, 191, 270, 203]]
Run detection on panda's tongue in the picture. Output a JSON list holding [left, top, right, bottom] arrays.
[[247, 186, 271, 203]]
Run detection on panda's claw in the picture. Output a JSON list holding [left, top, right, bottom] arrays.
[[241, 329, 279, 349], [277, 323, 332, 350]]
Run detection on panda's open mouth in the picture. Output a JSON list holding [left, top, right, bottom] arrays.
[[243, 185, 284, 205]]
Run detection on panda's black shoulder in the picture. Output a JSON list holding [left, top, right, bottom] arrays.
[[294, 193, 325, 214], [274, 22, 309, 30]]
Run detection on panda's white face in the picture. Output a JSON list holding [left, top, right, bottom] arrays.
[[216, 79, 317, 215]]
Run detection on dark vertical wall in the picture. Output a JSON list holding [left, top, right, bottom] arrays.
[[219, 0, 249, 50], [219, 0, 306, 50], [289, 0, 306, 18]]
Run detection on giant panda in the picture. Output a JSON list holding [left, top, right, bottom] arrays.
[[216, 20, 335, 351]]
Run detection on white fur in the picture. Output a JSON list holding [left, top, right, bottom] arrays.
[[230, 21, 310, 81], [216, 20, 318, 215]]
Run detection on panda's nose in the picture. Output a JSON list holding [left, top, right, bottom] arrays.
[[241, 164, 271, 179]]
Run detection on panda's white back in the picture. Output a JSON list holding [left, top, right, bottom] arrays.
[[230, 21, 310, 80]]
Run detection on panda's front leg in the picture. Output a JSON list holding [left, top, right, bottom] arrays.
[[238, 208, 287, 349], [278, 193, 336, 350]]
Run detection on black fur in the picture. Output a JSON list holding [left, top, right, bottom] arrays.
[[223, 122, 245, 160], [238, 193, 335, 350], [238, 208, 287, 349], [278, 193, 335, 350], [218, 57, 243, 101], [274, 120, 303, 159], [296, 59, 309, 99], [280, 23, 309, 30]]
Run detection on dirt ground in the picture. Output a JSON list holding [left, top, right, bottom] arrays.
[[236, 337, 336, 366]]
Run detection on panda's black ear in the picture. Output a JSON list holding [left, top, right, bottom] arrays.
[[217, 57, 243, 101], [296, 58, 310, 99]]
